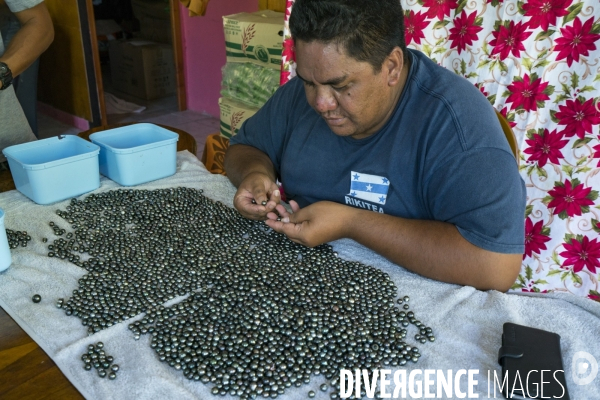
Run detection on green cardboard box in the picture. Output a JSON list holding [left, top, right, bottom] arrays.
[[218, 97, 259, 138], [223, 10, 284, 70]]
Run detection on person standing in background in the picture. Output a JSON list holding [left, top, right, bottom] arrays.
[[0, 0, 53, 166]]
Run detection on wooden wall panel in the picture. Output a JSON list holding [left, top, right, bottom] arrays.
[[37, 0, 92, 121], [170, 0, 186, 111], [259, 0, 286, 13]]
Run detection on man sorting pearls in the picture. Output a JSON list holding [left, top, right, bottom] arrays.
[[224, 0, 526, 292]]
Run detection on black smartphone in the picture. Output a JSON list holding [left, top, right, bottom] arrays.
[[498, 323, 570, 399]]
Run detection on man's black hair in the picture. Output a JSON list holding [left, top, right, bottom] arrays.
[[289, 0, 408, 72]]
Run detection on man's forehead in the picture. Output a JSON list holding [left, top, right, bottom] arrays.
[[294, 40, 370, 82]]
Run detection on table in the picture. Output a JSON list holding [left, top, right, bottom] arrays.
[[0, 307, 83, 399], [0, 153, 599, 400]]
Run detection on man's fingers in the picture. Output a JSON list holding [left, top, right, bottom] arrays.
[[250, 183, 273, 205], [234, 192, 268, 220], [289, 200, 301, 213], [266, 211, 279, 220], [270, 189, 280, 201], [274, 204, 291, 219], [235, 194, 264, 210], [265, 219, 304, 240], [286, 205, 309, 224]]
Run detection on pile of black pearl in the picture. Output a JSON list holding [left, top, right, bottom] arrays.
[[6, 229, 31, 249], [81, 341, 119, 379], [48, 187, 435, 399]]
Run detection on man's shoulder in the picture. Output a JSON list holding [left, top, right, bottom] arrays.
[[267, 76, 314, 117], [403, 50, 509, 154], [279, 76, 305, 97], [409, 49, 482, 102]]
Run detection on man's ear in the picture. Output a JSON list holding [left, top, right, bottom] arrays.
[[384, 47, 404, 87]]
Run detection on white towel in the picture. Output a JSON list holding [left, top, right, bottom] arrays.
[[0, 151, 598, 399]]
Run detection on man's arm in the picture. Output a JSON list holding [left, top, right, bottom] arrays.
[[0, 2, 53, 82], [266, 201, 522, 292], [224, 144, 281, 220]]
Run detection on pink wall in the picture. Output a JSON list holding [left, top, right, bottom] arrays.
[[38, 102, 90, 131], [180, 1, 258, 116]]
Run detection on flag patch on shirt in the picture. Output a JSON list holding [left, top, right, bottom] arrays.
[[348, 171, 390, 205]]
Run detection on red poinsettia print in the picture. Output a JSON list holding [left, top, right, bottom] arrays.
[[522, 0, 572, 31], [506, 74, 550, 112], [489, 20, 532, 60], [560, 235, 600, 273], [523, 217, 551, 260], [521, 281, 549, 293], [554, 16, 600, 67], [285, 0, 294, 18], [422, 0, 458, 20], [589, 291, 600, 302], [475, 83, 488, 98], [280, 70, 291, 86], [498, 107, 517, 128], [523, 128, 568, 167], [449, 11, 483, 54], [547, 179, 595, 218], [554, 97, 600, 139], [522, 288, 549, 293], [281, 38, 296, 63], [404, 10, 431, 45], [593, 143, 600, 167]]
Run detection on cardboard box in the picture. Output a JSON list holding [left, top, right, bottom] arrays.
[[109, 40, 175, 100], [131, 0, 172, 44], [223, 10, 284, 70], [131, 0, 170, 20], [218, 97, 259, 138], [134, 14, 172, 44]]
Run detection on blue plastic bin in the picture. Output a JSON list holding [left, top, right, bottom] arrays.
[[2, 136, 100, 205], [89, 123, 179, 186]]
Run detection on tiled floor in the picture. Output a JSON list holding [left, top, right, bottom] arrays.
[[37, 92, 220, 160]]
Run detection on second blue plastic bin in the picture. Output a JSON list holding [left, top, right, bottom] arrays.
[[90, 124, 179, 186]]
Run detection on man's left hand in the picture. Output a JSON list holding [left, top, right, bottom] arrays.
[[265, 201, 354, 247]]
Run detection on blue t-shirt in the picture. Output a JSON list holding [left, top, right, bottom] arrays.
[[231, 49, 526, 254]]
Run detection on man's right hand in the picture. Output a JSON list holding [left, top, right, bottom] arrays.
[[233, 171, 281, 220]]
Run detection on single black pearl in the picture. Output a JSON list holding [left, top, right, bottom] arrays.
[[32, 294, 41, 303]]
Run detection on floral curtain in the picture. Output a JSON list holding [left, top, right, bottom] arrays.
[[280, 0, 600, 300]]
